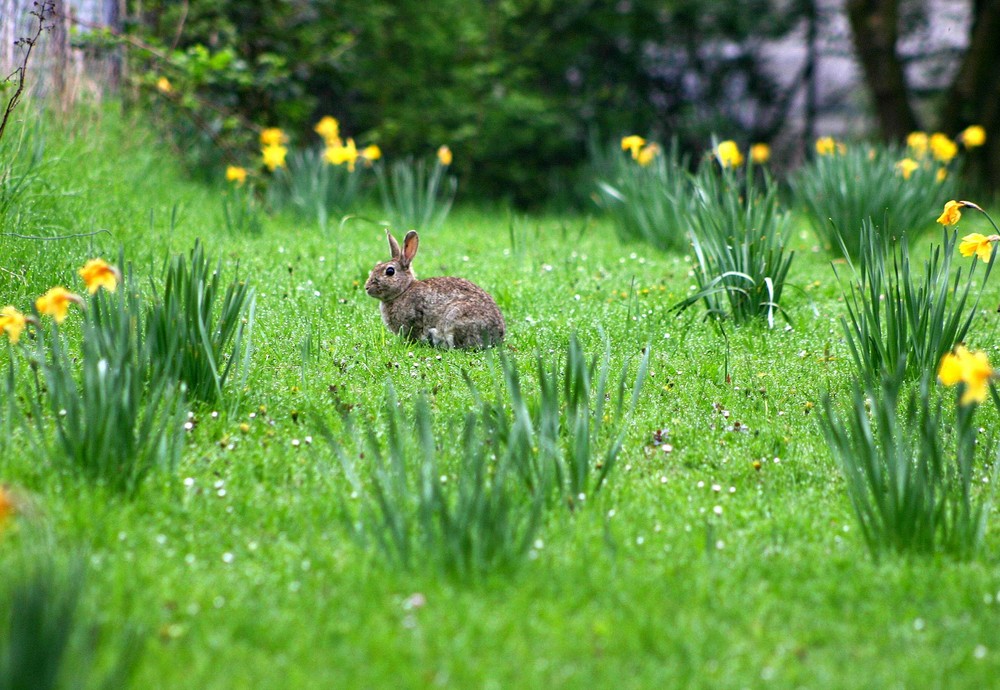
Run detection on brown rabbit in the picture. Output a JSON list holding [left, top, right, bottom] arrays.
[[365, 230, 506, 349]]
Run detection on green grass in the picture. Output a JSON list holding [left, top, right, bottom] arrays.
[[3, 104, 1000, 688]]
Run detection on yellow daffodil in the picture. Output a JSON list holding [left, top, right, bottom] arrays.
[[960, 125, 986, 148], [715, 140, 744, 168], [895, 157, 919, 180], [36, 287, 83, 324], [0, 306, 26, 344], [750, 143, 771, 164], [815, 136, 844, 156], [936, 167, 948, 182], [361, 144, 382, 162], [621, 135, 646, 160], [260, 127, 287, 147], [156, 77, 172, 94], [906, 131, 928, 158], [437, 145, 453, 166], [637, 142, 660, 166], [929, 132, 958, 163], [959, 232, 999, 263], [314, 116, 340, 143], [937, 200, 963, 226], [78, 258, 121, 295], [262, 144, 288, 172], [938, 344, 993, 405], [226, 165, 248, 185], [324, 138, 359, 171]]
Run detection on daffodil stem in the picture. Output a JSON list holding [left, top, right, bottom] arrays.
[[960, 201, 1000, 234]]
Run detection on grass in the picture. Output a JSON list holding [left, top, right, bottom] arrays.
[[3, 105, 1000, 688]]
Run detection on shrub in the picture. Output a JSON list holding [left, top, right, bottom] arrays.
[[147, 240, 256, 405], [820, 371, 992, 559], [27, 279, 187, 493], [674, 156, 793, 326], [790, 141, 957, 259], [593, 138, 693, 253]]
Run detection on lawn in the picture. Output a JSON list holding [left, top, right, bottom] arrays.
[[3, 108, 1000, 689]]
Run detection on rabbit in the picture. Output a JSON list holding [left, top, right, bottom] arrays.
[[365, 229, 506, 349]]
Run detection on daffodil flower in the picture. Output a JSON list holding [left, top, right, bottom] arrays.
[[906, 131, 928, 158], [36, 287, 84, 324], [156, 77, 172, 94], [620, 135, 646, 160], [636, 142, 660, 166], [226, 165, 248, 185], [895, 158, 919, 180], [750, 143, 771, 164], [815, 137, 844, 156], [715, 140, 743, 168], [939, 345, 993, 405], [78, 258, 121, 294], [262, 144, 288, 171], [937, 200, 963, 226], [959, 125, 986, 148], [361, 144, 382, 162], [437, 145, 453, 166], [324, 138, 359, 171], [260, 127, 287, 147], [314, 116, 340, 143], [958, 233, 999, 263], [0, 306, 26, 344], [929, 133, 957, 163]]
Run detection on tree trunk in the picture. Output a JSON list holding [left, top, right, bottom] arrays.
[[939, 0, 1000, 189], [845, 0, 918, 141]]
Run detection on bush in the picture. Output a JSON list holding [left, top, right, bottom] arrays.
[[790, 141, 957, 259], [674, 156, 793, 326]]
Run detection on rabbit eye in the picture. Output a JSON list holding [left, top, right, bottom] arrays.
[[385, 266, 395, 276]]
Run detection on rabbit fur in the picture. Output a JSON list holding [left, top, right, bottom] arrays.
[[365, 230, 505, 349]]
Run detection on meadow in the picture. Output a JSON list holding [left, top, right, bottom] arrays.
[[2, 107, 1000, 689]]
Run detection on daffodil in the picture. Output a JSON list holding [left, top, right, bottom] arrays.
[[324, 138, 359, 171], [960, 125, 986, 148], [959, 233, 999, 263], [261, 144, 288, 171], [929, 133, 957, 163], [226, 165, 248, 185], [938, 345, 993, 405], [156, 77, 172, 94], [0, 306, 26, 344], [937, 200, 963, 226], [260, 127, 287, 147], [715, 140, 743, 168], [750, 143, 770, 164], [437, 145, 453, 166], [936, 167, 948, 182], [906, 131, 928, 158], [78, 258, 120, 294], [361, 144, 382, 162], [637, 142, 660, 166], [314, 116, 340, 143], [815, 136, 843, 156], [36, 287, 83, 324], [895, 157, 919, 180], [620, 135, 646, 160]]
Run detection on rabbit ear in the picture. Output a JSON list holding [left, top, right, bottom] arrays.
[[386, 230, 401, 260], [401, 231, 419, 268]]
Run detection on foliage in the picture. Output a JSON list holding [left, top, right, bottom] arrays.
[[790, 143, 957, 259], [147, 240, 256, 405], [820, 372, 992, 559], [268, 147, 368, 228], [0, 547, 144, 690], [26, 280, 187, 494], [593, 139, 693, 253], [674, 159, 793, 326], [836, 222, 992, 384], [375, 156, 457, 233], [221, 180, 264, 236]]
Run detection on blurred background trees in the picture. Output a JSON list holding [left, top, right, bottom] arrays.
[[2, 0, 995, 206]]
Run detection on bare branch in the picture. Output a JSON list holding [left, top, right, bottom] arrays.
[[0, 1, 56, 144]]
